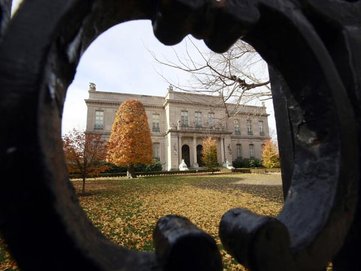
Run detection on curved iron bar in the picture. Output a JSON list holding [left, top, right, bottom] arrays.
[[0, 0, 359, 270], [0, 0, 12, 40], [0, 0, 222, 270]]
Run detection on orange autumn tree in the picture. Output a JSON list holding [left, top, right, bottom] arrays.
[[262, 139, 280, 168], [107, 99, 152, 178], [63, 129, 108, 194], [202, 137, 219, 173]]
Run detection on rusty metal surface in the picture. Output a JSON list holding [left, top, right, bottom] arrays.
[[0, 0, 360, 270]]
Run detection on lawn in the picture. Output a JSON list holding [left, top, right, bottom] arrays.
[[76, 173, 284, 270], [0, 173, 284, 270]]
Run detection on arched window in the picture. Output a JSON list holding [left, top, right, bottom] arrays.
[[196, 145, 204, 166], [181, 145, 190, 166]]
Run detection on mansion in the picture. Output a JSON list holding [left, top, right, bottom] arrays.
[[85, 83, 270, 171]]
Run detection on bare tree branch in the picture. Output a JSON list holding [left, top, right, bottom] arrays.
[[151, 38, 271, 115]]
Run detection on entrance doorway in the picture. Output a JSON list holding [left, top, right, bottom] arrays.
[[181, 144, 190, 167], [196, 144, 204, 166]]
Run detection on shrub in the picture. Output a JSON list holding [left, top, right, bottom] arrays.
[[102, 162, 127, 173], [248, 158, 262, 168], [103, 160, 163, 173], [232, 157, 262, 168], [144, 159, 163, 172], [232, 157, 244, 168]]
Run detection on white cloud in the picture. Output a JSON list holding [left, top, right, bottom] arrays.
[[62, 86, 87, 134], [64, 20, 213, 135], [11, 0, 22, 15]]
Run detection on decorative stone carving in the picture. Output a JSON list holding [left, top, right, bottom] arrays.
[[223, 160, 234, 170], [89, 82, 96, 92], [179, 159, 189, 171]]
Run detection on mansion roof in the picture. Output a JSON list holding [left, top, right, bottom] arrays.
[[85, 84, 268, 116]]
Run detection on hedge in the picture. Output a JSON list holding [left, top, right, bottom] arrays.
[[69, 168, 221, 179]]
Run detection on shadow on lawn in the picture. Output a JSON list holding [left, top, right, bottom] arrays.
[[194, 178, 284, 204], [76, 191, 100, 197]]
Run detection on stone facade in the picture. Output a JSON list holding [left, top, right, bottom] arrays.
[[85, 83, 270, 170]]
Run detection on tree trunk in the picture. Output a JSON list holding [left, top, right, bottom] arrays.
[[127, 164, 136, 178], [82, 176, 86, 194]]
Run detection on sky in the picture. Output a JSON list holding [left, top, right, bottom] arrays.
[[11, 0, 276, 137]]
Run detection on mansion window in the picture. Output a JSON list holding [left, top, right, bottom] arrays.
[[153, 143, 160, 159], [234, 120, 241, 135], [208, 112, 215, 127], [249, 144, 255, 158], [236, 144, 242, 158], [247, 119, 253, 135], [152, 113, 160, 132], [258, 120, 264, 136], [195, 111, 202, 127], [94, 110, 104, 130], [181, 111, 189, 127]]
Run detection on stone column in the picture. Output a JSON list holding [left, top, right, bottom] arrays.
[[178, 135, 182, 165], [220, 137, 224, 164], [166, 133, 171, 171], [193, 136, 198, 168]]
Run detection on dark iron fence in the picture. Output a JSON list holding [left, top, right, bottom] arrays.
[[1, 0, 360, 270]]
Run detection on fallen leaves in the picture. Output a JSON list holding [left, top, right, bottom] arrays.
[[0, 173, 335, 270], [74, 174, 283, 270]]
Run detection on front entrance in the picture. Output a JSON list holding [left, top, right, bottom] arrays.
[[182, 144, 190, 167], [197, 144, 204, 166]]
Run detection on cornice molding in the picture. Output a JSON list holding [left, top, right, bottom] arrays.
[[85, 99, 164, 109]]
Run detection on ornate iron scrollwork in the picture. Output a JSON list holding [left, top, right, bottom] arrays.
[[0, 0, 360, 270]]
